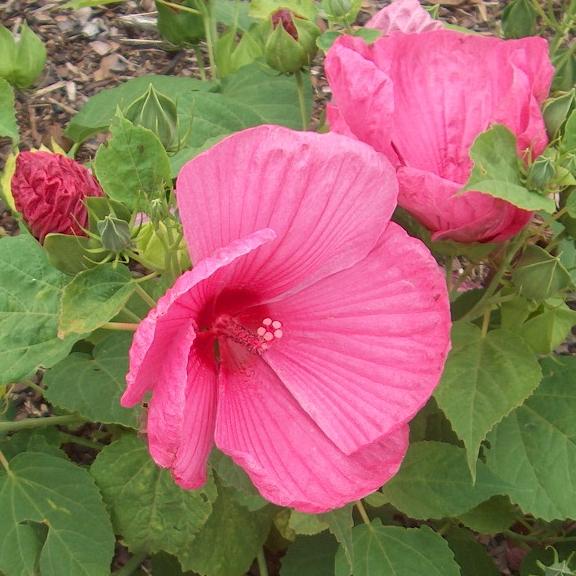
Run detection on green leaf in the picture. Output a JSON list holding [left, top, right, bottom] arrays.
[[43, 233, 108, 275], [0, 451, 115, 576], [177, 483, 272, 576], [250, 0, 317, 20], [58, 263, 136, 337], [221, 62, 312, 129], [91, 434, 217, 555], [212, 0, 255, 30], [512, 245, 573, 301], [564, 107, 576, 152], [0, 429, 63, 462], [0, 78, 18, 141], [458, 495, 518, 534], [65, 75, 214, 143], [378, 441, 509, 519], [320, 505, 354, 570], [12, 23, 46, 89], [280, 533, 339, 576], [0, 26, 17, 81], [502, 0, 537, 38], [288, 511, 328, 536], [0, 235, 82, 385], [444, 527, 500, 576], [351, 522, 460, 576], [94, 115, 172, 210], [543, 89, 575, 140], [522, 301, 576, 354], [486, 357, 576, 520], [43, 333, 139, 428], [462, 124, 556, 213], [317, 30, 342, 51], [434, 322, 542, 477]]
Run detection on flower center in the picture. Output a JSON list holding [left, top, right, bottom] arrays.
[[212, 315, 284, 354]]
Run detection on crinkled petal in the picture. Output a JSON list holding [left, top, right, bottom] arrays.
[[214, 356, 409, 513], [176, 125, 398, 299], [366, 0, 443, 34], [262, 222, 451, 455], [121, 229, 276, 467], [397, 166, 532, 243]]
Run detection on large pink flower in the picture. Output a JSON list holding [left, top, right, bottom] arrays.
[[325, 30, 554, 243], [121, 125, 451, 512]]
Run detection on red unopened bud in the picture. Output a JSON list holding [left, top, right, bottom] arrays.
[[11, 151, 104, 243], [271, 9, 299, 39]]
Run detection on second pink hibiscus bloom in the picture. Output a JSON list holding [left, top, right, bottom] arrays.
[[121, 125, 451, 512]]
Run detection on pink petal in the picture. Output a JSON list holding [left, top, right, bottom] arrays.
[[366, 0, 443, 34], [121, 229, 276, 467], [176, 125, 398, 300], [215, 355, 409, 513], [262, 222, 451, 455]]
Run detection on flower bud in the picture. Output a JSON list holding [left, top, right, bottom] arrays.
[[265, 10, 320, 74], [527, 151, 557, 189], [125, 85, 179, 152], [11, 151, 103, 243], [97, 216, 132, 253]]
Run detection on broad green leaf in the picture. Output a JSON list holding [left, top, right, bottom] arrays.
[[409, 397, 461, 445], [486, 357, 576, 520], [522, 302, 576, 354], [58, 263, 136, 337], [0, 429, 63, 461], [221, 62, 312, 129], [462, 124, 555, 213], [177, 483, 272, 576], [280, 533, 339, 576], [434, 322, 542, 476], [288, 511, 328, 535], [94, 116, 172, 210], [378, 441, 509, 519], [317, 30, 342, 51], [320, 505, 354, 570], [351, 522, 460, 576], [0, 235, 82, 385], [458, 495, 518, 534], [445, 527, 500, 576], [0, 78, 18, 141], [0, 452, 115, 576], [91, 434, 216, 555], [44, 333, 139, 428], [512, 245, 573, 300], [65, 75, 214, 142]]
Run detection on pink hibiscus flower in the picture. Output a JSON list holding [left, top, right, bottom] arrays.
[[325, 29, 554, 243], [121, 125, 451, 513], [366, 0, 442, 35]]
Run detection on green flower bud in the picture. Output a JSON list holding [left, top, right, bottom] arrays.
[[264, 10, 319, 74], [527, 151, 557, 189], [125, 85, 179, 152], [97, 216, 132, 253]]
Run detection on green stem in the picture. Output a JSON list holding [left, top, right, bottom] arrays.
[[134, 283, 157, 309], [355, 500, 371, 526], [59, 432, 103, 451], [193, 44, 207, 81], [101, 322, 139, 331], [295, 70, 308, 131], [0, 415, 84, 434], [22, 380, 45, 395], [121, 308, 143, 323], [256, 548, 269, 576], [112, 551, 148, 576], [0, 450, 11, 473], [201, 4, 217, 78], [481, 309, 491, 338]]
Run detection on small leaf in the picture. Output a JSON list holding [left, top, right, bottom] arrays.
[[0, 451, 115, 576], [351, 522, 460, 576], [177, 483, 272, 576], [0, 78, 18, 141], [58, 263, 136, 336], [12, 23, 46, 88], [434, 322, 542, 477], [317, 31, 342, 51], [462, 124, 556, 213], [91, 435, 216, 555], [512, 244, 573, 301], [502, 0, 537, 38], [280, 533, 339, 576], [543, 89, 575, 139], [43, 233, 108, 275], [378, 441, 510, 519], [564, 107, 576, 152], [486, 357, 576, 521], [44, 333, 140, 428], [522, 301, 576, 355], [458, 495, 518, 534], [0, 235, 82, 385], [94, 115, 172, 210]]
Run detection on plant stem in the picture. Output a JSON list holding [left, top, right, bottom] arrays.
[[481, 309, 491, 338], [101, 322, 139, 331], [355, 500, 371, 526], [256, 548, 269, 576], [193, 45, 207, 81], [134, 283, 157, 309], [295, 70, 308, 131], [112, 551, 148, 576], [0, 450, 11, 474], [201, 4, 217, 78], [0, 415, 84, 434], [22, 380, 45, 395], [59, 432, 103, 451]]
